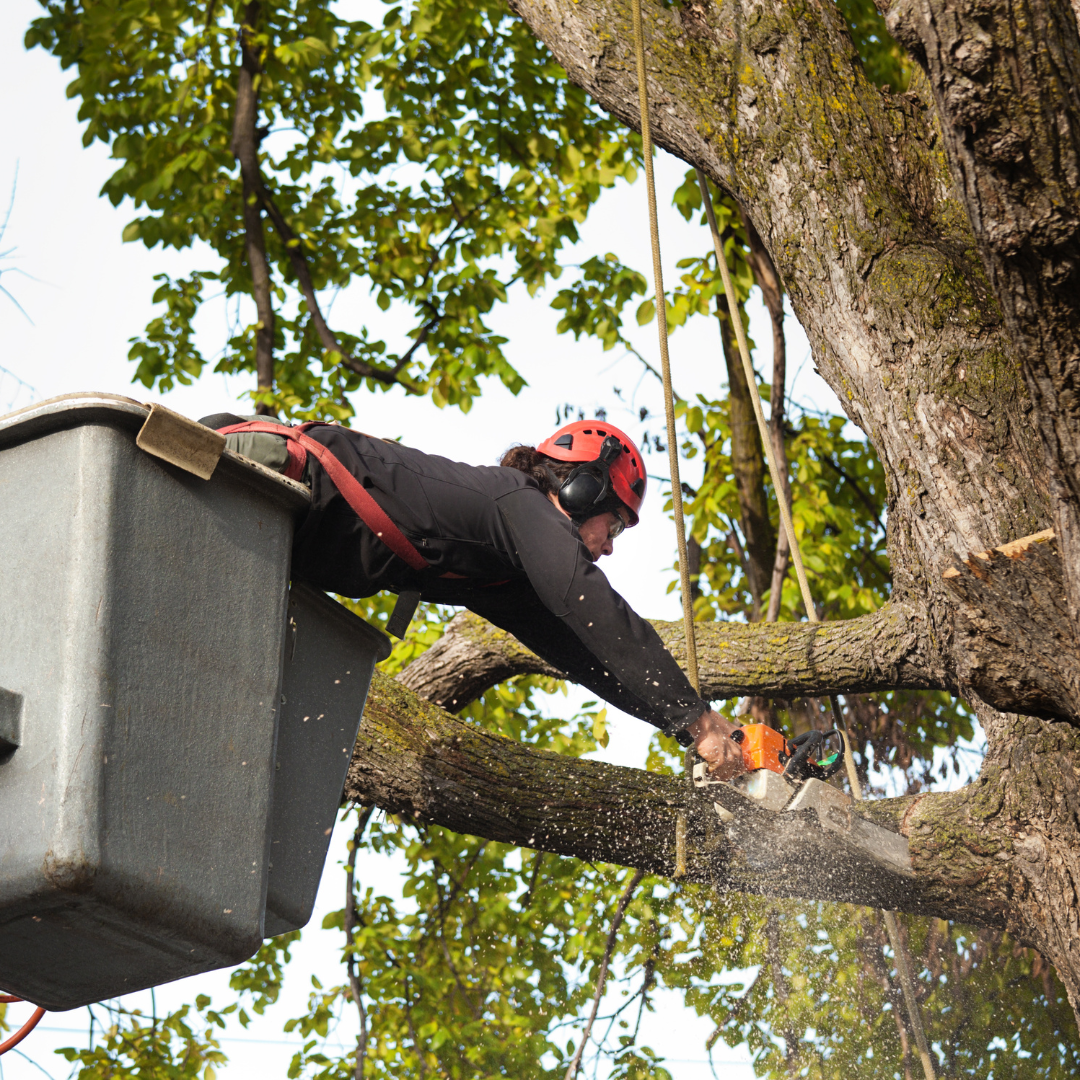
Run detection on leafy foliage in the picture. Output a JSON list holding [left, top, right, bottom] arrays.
[[27, 0, 639, 417], [835, 0, 913, 92], [58, 996, 231, 1079]]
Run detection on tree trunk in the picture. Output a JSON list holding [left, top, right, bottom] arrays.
[[230, 1, 276, 411], [884, 0, 1080, 629]]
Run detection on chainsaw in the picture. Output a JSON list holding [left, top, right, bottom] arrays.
[[692, 723, 844, 811], [691, 723, 912, 878]]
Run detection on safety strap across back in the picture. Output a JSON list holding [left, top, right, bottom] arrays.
[[215, 421, 430, 573]]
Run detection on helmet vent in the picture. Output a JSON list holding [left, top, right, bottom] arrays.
[[554, 434, 574, 449]]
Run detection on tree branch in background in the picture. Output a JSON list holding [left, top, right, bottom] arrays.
[[717, 288, 775, 618], [256, 185, 425, 390], [229, 9, 426, 398], [345, 805, 374, 1080], [563, 869, 644, 1080], [742, 212, 792, 624], [764, 912, 800, 1076], [230, 1, 276, 414]]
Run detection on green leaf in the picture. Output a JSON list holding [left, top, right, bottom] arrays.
[[592, 707, 609, 749]]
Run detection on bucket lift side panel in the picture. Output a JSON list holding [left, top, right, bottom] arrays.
[[0, 408, 297, 1009]]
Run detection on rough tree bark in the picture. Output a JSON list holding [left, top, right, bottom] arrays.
[[342, 0, 1080, 1024], [883, 0, 1080, 627]]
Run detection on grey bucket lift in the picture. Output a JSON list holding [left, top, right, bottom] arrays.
[[0, 395, 390, 1010]]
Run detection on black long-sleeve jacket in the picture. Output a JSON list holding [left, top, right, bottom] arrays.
[[211, 417, 706, 740]]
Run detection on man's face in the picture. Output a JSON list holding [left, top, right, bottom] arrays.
[[577, 506, 630, 560]]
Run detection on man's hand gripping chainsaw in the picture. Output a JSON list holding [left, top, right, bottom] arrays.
[[694, 723, 846, 813]]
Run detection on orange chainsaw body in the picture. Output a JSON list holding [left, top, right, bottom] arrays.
[[735, 724, 791, 774]]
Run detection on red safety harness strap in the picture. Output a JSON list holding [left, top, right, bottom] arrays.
[[216, 421, 430, 573]]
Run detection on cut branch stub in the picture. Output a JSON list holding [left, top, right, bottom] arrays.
[[943, 535, 1080, 718]]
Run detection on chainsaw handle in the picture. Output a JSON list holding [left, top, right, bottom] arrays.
[[782, 728, 845, 782]]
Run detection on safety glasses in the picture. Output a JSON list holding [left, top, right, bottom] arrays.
[[605, 512, 627, 540]]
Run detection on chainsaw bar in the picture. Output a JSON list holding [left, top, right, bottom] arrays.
[[691, 764, 914, 905]]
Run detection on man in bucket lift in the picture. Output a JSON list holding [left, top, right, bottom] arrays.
[[201, 412, 745, 780]]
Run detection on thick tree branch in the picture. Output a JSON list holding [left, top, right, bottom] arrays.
[[396, 610, 562, 710], [399, 601, 952, 714], [348, 668, 1015, 927]]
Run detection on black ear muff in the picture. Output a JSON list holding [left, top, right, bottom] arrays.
[[556, 438, 625, 521], [558, 467, 607, 517]]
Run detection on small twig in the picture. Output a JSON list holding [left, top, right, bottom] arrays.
[[817, 452, 886, 536], [403, 976, 429, 1078], [522, 851, 545, 909], [621, 338, 691, 406], [563, 869, 644, 1080], [427, 850, 487, 1021], [704, 966, 763, 1052], [255, 185, 422, 390], [438, 933, 483, 1020], [345, 805, 375, 1079]]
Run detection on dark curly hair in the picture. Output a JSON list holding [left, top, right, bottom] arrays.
[[500, 444, 576, 497]]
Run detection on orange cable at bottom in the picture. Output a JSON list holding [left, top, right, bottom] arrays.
[[0, 999, 46, 1056]]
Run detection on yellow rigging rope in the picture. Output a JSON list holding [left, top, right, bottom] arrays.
[[628, 1, 936, 1074], [630, 0, 699, 699]]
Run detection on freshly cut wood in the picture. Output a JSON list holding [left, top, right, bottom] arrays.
[[942, 529, 1056, 577]]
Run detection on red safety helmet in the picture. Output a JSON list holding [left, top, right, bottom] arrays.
[[537, 420, 647, 526]]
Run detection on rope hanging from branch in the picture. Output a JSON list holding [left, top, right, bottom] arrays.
[[692, 171, 938, 1080], [631, 0, 699, 698], [626, 4, 936, 1072]]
